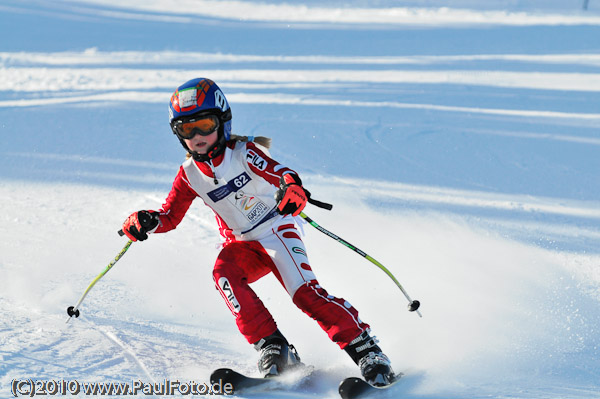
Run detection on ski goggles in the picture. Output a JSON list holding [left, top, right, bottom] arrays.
[[171, 114, 220, 139]]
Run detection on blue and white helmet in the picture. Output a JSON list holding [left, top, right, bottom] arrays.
[[169, 78, 232, 160]]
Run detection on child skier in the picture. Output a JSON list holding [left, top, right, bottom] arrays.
[[121, 77, 395, 386]]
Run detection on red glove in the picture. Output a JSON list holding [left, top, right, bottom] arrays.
[[275, 174, 307, 217], [122, 210, 160, 241]]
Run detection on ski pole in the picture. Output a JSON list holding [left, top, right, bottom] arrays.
[[66, 239, 133, 323], [299, 211, 422, 317]]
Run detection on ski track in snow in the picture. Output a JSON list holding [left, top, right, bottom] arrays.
[[1, 1, 600, 398], [8, 0, 600, 26]]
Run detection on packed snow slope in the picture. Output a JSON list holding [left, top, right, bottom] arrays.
[[1, 1, 600, 398]]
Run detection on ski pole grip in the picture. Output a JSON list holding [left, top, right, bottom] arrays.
[[308, 197, 333, 211], [118, 229, 125, 236], [304, 189, 333, 211]]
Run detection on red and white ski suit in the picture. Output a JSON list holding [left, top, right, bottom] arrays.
[[154, 140, 369, 347]]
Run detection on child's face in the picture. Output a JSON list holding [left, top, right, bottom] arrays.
[[185, 130, 218, 154]]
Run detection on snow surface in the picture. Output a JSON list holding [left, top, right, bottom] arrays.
[[1, 0, 600, 398]]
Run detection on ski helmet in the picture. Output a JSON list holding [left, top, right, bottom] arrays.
[[169, 78, 232, 161]]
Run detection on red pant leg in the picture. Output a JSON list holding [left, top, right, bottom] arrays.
[[292, 280, 369, 349], [213, 241, 277, 344]]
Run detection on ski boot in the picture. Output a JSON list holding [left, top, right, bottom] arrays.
[[344, 329, 395, 386], [253, 329, 302, 377]]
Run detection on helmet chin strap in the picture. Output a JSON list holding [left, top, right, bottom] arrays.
[[181, 134, 227, 162]]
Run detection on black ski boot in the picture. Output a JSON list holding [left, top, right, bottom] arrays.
[[344, 329, 395, 386], [253, 329, 302, 377]]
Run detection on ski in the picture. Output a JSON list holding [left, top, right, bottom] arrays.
[[210, 366, 314, 394], [338, 376, 402, 399], [210, 368, 271, 392]]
